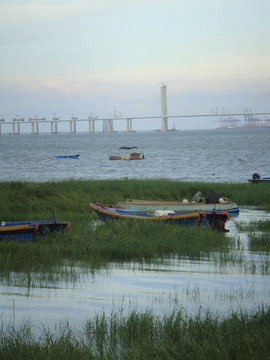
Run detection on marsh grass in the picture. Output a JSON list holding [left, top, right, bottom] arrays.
[[0, 219, 231, 285], [1, 179, 270, 216], [1, 180, 270, 358], [249, 233, 270, 254], [233, 220, 270, 254], [236, 219, 270, 233], [0, 179, 269, 280], [0, 307, 269, 360]]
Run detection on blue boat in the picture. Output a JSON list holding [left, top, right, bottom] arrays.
[[89, 202, 230, 231], [56, 154, 80, 159], [0, 220, 71, 241], [116, 199, 239, 215], [248, 176, 270, 184]]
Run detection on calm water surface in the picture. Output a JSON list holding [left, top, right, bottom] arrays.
[[0, 129, 269, 330], [0, 128, 269, 182]]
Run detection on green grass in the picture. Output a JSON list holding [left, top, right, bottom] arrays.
[[0, 180, 269, 358], [0, 179, 270, 220], [0, 179, 269, 280], [0, 220, 231, 286], [1, 307, 269, 360], [232, 220, 270, 254]]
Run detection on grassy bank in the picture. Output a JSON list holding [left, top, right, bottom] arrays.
[[0, 179, 270, 220], [0, 179, 269, 276], [1, 307, 269, 360]]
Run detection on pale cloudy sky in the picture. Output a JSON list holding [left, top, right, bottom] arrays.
[[0, 0, 269, 130]]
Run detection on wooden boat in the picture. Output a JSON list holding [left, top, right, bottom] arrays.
[[109, 152, 144, 160], [248, 177, 270, 184], [89, 202, 230, 231], [0, 220, 71, 241], [56, 154, 80, 159], [116, 199, 239, 215]]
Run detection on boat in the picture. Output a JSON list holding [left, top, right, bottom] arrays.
[[0, 220, 71, 241], [248, 177, 270, 184], [116, 199, 239, 215], [248, 173, 270, 184], [89, 202, 230, 231], [119, 146, 138, 150], [109, 152, 144, 160], [56, 154, 80, 159]]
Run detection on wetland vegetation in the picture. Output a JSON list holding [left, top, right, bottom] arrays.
[[0, 179, 269, 274], [0, 179, 269, 359], [1, 307, 270, 360]]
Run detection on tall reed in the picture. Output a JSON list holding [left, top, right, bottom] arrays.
[[0, 179, 269, 281], [0, 307, 269, 359]]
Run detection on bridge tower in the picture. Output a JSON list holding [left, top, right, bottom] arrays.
[[160, 83, 168, 132]]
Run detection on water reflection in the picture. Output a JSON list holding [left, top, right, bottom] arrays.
[[0, 208, 269, 329]]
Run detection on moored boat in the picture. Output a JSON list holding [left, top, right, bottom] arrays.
[[109, 152, 144, 160], [248, 173, 270, 184], [56, 154, 80, 159], [89, 202, 230, 231], [0, 220, 71, 241], [116, 199, 239, 215]]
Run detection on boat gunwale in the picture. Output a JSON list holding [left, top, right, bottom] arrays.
[[89, 202, 201, 222], [0, 221, 71, 240], [116, 199, 237, 206]]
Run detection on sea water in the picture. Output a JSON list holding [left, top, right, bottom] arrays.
[[0, 128, 269, 182]]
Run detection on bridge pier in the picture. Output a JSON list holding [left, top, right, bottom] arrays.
[[161, 84, 168, 132], [54, 121, 58, 134], [69, 120, 77, 133], [126, 118, 133, 132], [88, 119, 96, 132], [107, 119, 114, 132]]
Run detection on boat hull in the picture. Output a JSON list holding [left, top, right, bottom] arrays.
[[90, 202, 200, 226], [56, 155, 80, 159], [0, 221, 71, 241], [89, 202, 230, 230], [248, 177, 270, 184], [116, 199, 239, 214]]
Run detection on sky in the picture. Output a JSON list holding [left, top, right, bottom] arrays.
[[0, 0, 270, 131]]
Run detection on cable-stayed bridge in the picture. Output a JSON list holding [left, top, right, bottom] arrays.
[[1, 85, 270, 134]]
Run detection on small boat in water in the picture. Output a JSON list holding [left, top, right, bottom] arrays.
[[89, 202, 230, 231], [109, 152, 144, 160], [0, 220, 71, 241], [116, 199, 239, 215], [56, 154, 80, 159], [248, 173, 270, 184]]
